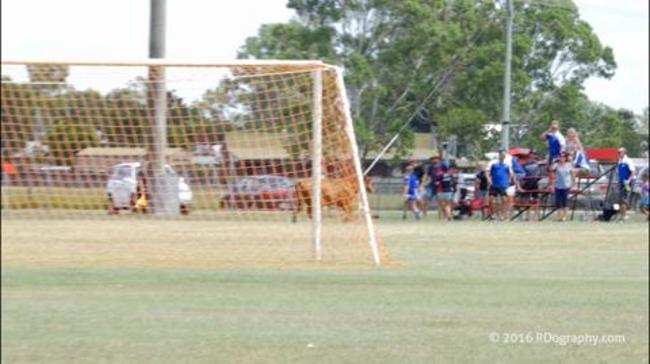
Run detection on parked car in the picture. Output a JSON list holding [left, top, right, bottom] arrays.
[[220, 176, 295, 211], [105, 162, 192, 214], [453, 173, 476, 201], [191, 143, 223, 165]]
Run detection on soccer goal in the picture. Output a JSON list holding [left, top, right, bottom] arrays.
[[1, 60, 383, 266]]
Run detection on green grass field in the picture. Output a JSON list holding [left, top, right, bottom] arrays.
[[1, 214, 648, 363]]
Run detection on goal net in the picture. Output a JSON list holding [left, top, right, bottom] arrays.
[[1, 60, 386, 267]]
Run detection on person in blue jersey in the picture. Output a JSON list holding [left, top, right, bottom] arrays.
[[410, 158, 427, 216], [487, 148, 514, 221], [572, 148, 591, 175], [402, 164, 422, 220], [541, 120, 566, 166], [616, 147, 636, 220], [507, 155, 526, 218]]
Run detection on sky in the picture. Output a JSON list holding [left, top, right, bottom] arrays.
[[1, 0, 648, 113]]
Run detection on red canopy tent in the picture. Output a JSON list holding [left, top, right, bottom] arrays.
[[585, 148, 618, 163], [508, 147, 531, 157]]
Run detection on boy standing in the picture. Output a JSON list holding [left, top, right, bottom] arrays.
[[487, 148, 514, 221]]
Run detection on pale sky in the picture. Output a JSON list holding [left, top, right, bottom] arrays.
[[1, 0, 648, 113]]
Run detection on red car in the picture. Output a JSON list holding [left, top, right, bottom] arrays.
[[220, 176, 295, 211]]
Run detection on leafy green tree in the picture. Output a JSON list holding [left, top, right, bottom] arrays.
[[44, 118, 98, 166], [239, 0, 616, 161], [1, 77, 38, 153], [437, 107, 489, 160]]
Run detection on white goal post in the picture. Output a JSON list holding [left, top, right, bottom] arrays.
[[0, 59, 383, 267]]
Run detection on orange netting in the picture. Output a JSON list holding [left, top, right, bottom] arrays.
[[1, 61, 387, 267]]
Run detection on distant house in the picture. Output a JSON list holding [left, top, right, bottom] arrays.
[[221, 131, 307, 177], [76, 147, 191, 175]]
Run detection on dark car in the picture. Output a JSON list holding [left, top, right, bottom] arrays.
[[220, 176, 295, 211]]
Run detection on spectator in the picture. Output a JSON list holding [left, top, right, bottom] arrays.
[[486, 150, 521, 220], [639, 169, 649, 220], [422, 156, 441, 217], [436, 163, 455, 221], [487, 148, 514, 221], [616, 147, 635, 220], [402, 164, 422, 220], [507, 156, 525, 219], [551, 152, 576, 222], [565, 128, 591, 176], [474, 162, 490, 219], [541, 120, 566, 166], [135, 168, 149, 213], [521, 154, 542, 221], [572, 148, 591, 176], [410, 158, 426, 214], [565, 127, 583, 160]]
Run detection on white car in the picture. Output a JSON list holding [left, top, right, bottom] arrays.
[[106, 162, 192, 214]]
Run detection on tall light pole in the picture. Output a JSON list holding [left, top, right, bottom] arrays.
[[501, 0, 513, 150], [148, 0, 175, 214]]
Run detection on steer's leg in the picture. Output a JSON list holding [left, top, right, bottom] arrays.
[[306, 198, 312, 219]]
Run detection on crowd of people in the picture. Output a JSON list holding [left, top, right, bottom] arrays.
[[401, 119, 649, 222]]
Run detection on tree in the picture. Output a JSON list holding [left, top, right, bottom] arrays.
[[26, 64, 70, 142], [1, 77, 38, 153], [44, 118, 98, 166], [437, 107, 489, 160], [239, 0, 616, 161]]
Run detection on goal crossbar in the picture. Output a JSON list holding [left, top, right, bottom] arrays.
[[1, 59, 330, 69]]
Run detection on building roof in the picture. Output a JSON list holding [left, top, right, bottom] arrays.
[[77, 147, 189, 157]]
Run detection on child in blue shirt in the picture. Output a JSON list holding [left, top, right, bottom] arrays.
[[403, 164, 422, 220], [541, 120, 565, 165]]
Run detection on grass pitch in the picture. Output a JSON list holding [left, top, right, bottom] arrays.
[[1, 214, 648, 363]]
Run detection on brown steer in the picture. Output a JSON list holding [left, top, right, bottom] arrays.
[[292, 175, 373, 222]]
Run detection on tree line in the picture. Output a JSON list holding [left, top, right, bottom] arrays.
[[1, 0, 647, 167]]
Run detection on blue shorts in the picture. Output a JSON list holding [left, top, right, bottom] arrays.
[[640, 197, 650, 208], [478, 189, 488, 199], [423, 186, 436, 201], [555, 188, 569, 208], [489, 186, 507, 197], [405, 192, 418, 201]]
